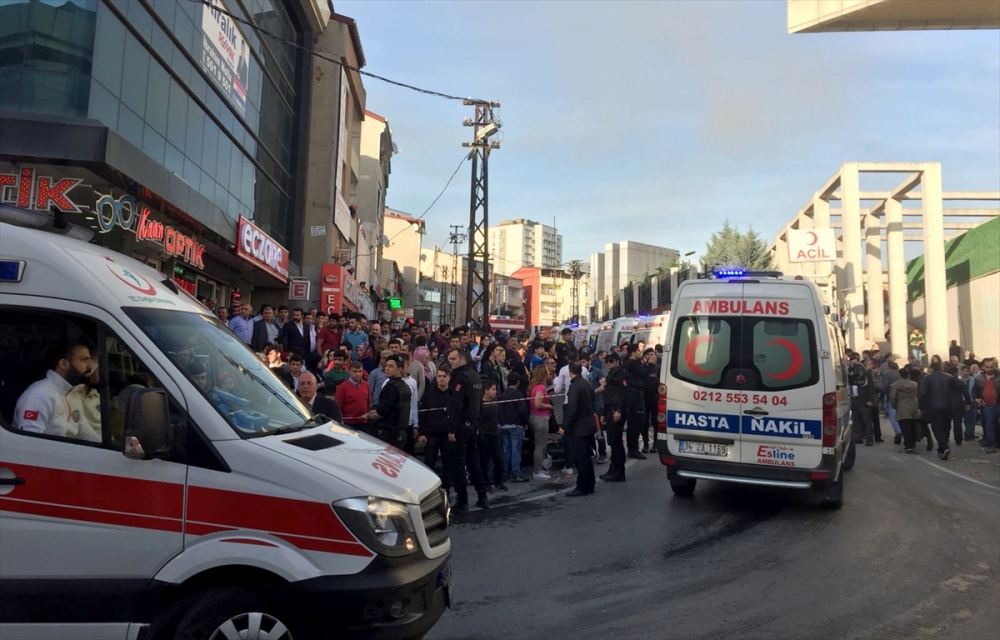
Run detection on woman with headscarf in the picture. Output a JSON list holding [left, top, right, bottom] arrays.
[[414, 345, 436, 384]]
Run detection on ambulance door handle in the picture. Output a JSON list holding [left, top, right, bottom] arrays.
[[743, 408, 769, 416], [0, 468, 26, 495], [0, 477, 25, 485]]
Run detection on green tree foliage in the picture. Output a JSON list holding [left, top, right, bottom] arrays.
[[701, 220, 775, 272]]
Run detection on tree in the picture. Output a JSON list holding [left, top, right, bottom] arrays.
[[701, 220, 775, 272]]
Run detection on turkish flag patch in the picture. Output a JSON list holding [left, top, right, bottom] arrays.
[[453, 384, 461, 392], [23, 410, 39, 420]]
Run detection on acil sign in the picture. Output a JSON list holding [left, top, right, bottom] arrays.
[[787, 229, 836, 263]]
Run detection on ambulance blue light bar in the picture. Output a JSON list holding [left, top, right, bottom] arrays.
[[0, 260, 25, 282], [713, 268, 745, 278]]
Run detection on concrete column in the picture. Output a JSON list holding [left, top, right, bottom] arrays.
[[885, 198, 908, 358], [839, 164, 865, 350], [813, 197, 832, 280], [865, 213, 885, 346], [921, 164, 949, 359], [651, 276, 659, 309], [775, 232, 791, 275], [670, 267, 679, 300]]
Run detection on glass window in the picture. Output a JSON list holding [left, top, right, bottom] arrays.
[[182, 156, 201, 191], [752, 319, 817, 391], [203, 119, 220, 175], [198, 171, 215, 201], [125, 0, 152, 41], [21, 69, 89, 117], [671, 317, 733, 388], [144, 60, 170, 136], [150, 0, 176, 30], [91, 4, 124, 96], [150, 21, 173, 62], [164, 142, 184, 175], [173, 6, 195, 55], [213, 181, 229, 212], [0, 69, 22, 111], [170, 44, 192, 87], [216, 136, 232, 191], [24, 0, 96, 74], [88, 78, 119, 129], [0, 1, 29, 67], [166, 80, 188, 151], [185, 105, 205, 167], [120, 32, 148, 116], [117, 103, 144, 149], [123, 308, 311, 437], [142, 124, 166, 164]]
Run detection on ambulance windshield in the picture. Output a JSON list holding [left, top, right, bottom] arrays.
[[124, 307, 313, 437]]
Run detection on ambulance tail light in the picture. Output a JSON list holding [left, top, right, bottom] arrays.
[[822, 391, 837, 448], [656, 384, 667, 433]]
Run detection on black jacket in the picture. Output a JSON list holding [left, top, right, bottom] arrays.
[[281, 321, 310, 357], [307, 394, 343, 423], [918, 370, 959, 412], [972, 373, 1000, 402], [269, 364, 294, 391], [450, 363, 482, 424], [506, 348, 529, 392], [418, 385, 460, 435], [479, 402, 500, 435], [497, 387, 528, 426], [623, 357, 646, 395], [375, 377, 411, 432], [603, 366, 627, 413], [951, 376, 972, 412], [848, 364, 876, 405], [251, 318, 279, 353], [562, 375, 597, 438], [480, 358, 508, 392], [643, 361, 659, 400]]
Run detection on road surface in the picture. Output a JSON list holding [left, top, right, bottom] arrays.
[[430, 442, 1000, 640]]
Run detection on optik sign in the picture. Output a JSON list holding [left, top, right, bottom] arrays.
[[237, 215, 288, 282]]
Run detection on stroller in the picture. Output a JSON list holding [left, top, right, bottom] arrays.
[[540, 417, 605, 471]]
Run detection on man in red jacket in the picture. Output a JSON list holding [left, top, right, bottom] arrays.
[[335, 361, 370, 431]]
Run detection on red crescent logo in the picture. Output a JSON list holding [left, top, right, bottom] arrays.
[[684, 335, 719, 377], [764, 338, 803, 381], [807, 231, 818, 245], [105, 258, 157, 296]]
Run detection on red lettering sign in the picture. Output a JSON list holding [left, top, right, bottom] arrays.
[[236, 216, 288, 282], [691, 300, 790, 315], [133, 208, 205, 269]]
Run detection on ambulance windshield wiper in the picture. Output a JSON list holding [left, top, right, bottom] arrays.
[[253, 415, 330, 438]]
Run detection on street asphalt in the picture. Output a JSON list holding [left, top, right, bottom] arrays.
[[429, 438, 1000, 640]]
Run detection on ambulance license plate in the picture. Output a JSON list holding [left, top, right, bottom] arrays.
[[678, 441, 728, 457]]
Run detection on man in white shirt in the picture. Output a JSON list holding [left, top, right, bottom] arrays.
[[14, 343, 102, 442]]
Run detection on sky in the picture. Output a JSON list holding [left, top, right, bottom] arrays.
[[336, 0, 1000, 270]]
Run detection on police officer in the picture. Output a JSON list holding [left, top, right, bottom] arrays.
[[848, 352, 876, 446], [599, 352, 628, 482], [15, 342, 101, 442], [622, 343, 648, 459], [641, 348, 660, 453], [446, 348, 490, 512], [366, 355, 411, 448], [417, 364, 461, 495]]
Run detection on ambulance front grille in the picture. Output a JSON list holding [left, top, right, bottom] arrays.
[[419, 490, 449, 548]]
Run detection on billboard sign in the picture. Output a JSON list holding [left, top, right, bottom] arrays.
[[788, 228, 836, 263], [200, 0, 249, 117], [236, 216, 288, 282]]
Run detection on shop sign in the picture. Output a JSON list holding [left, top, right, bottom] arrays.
[[200, 0, 248, 116], [289, 279, 311, 300], [334, 192, 352, 239], [0, 167, 86, 213], [320, 263, 369, 315], [93, 193, 206, 269], [237, 215, 288, 282]]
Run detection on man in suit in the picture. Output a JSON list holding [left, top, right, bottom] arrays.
[[297, 372, 342, 423], [251, 305, 280, 353], [281, 307, 310, 356], [560, 362, 597, 496]]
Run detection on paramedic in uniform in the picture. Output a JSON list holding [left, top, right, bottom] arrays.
[[14, 342, 101, 442]]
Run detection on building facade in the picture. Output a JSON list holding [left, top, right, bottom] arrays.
[[356, 109, 393, 298], [513, 266, 589, 331], [590, 240, 678, 314], [488, 218, 562, 277], [381, 208, 424, 312], [1, 0, 325, 309]]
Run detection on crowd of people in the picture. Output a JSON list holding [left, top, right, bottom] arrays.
[[846, 344, 998, 460], [211, 301, 665, 512]]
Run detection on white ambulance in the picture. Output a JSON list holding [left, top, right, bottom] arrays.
[[594, 317, 638, 354], [655, 270, 853, 508], [630, 313, 670, 349], [0, 211, 452, 639]]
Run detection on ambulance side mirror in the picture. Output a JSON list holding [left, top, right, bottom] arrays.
[[124, 388, 172, 460]]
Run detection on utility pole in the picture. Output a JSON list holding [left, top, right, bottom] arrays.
[[448, 225, 466, 327], [568, 259, 582, 325], [462, 99, 501, 329]]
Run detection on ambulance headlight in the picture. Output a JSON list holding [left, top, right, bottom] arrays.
[[333, 497, 419, 557]]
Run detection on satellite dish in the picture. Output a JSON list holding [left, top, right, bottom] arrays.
[[391, 142, 400, 155], [380, 235, 389, 246]]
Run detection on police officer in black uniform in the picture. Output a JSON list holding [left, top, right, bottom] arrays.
[[447, 348, 490, 512], [600, 352, 628, 482], [622, 343, 648, 459], [366, 354, 411, 448], [848, 352, 876, 446], [641, 348, 660, 453], [417, 363, 461, 495]]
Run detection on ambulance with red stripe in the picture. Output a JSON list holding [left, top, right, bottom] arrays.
[[655, 269, 854, 509], [0, 212, 451, 639]]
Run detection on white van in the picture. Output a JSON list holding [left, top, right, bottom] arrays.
[[655, 271, 853, 508], [594, 317, 637, 354], [630, 313, 670, 349], [0, 215, 452, 639]]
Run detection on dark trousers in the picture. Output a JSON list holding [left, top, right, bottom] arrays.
[[567, 434, 596, 493], [479, 433, 503, 486], [852, 401, 873, 442], [870, 405, 882, 440], [952, 410, 965, 445], [928, 409, 952, 455], [643, 397, 657, 448], [899, 418, 920, 450], [605, 411, 626, 466], [423, 434, 453, 489], [454, 427, 487, 506], [626, 393, 644, 453], [374, 426, 407, 450]]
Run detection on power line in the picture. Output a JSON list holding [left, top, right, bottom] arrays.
[[187, 0, 467, 101]]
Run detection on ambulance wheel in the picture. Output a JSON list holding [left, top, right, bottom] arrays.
[[670, 477, 696, 497], [819, 470, 845, 510], [843, 439, 857, 471], [173, 585, 307, 640]]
